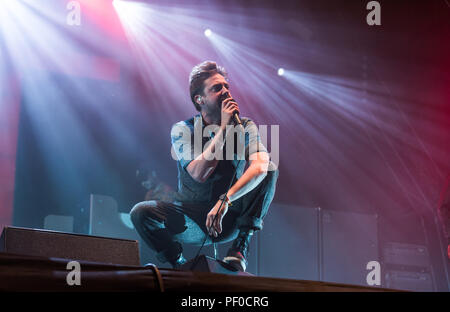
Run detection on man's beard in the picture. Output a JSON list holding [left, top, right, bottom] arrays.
[[202, 99, 222, 125]]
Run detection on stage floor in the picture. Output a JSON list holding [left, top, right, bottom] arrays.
[[0, 252, 398, 292]]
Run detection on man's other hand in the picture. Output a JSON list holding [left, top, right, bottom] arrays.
[[206, 199, 229, 237]]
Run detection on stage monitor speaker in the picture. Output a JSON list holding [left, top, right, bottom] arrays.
[[0, 226, 140, 266]]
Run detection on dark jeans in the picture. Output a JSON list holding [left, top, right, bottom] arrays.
[[130, 169, 278, 263]]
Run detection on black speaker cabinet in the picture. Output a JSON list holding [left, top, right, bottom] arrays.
[[259, 204, 320, 280], [0, 226, 140, 266], [258, 203, 379, 287], [321, 209, 379, 286]]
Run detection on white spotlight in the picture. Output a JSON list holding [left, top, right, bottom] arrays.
[[204, 29, 212, 37], [112, 0, 127, 11], [278, 68, 285, 76]]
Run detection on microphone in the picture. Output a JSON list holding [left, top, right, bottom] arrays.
[[233, 111, 242, 125], [221, 94, 242, 125]]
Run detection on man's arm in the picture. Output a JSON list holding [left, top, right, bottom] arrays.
[[225, 151, 270, 202], [186, 127, 226, 183], [186, 98, 239, 183], [205, 151, 271, 237]]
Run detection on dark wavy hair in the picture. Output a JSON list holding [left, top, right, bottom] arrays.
[[189, 61, 227, 111]]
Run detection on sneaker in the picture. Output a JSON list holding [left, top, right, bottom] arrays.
[[223, 250, 247, 272], [223, 230, 254, 272]]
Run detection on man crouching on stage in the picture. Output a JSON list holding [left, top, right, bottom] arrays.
[[130, 61, 278, 272]]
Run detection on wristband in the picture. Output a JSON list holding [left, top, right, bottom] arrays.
[[219, 193, 232, 206]]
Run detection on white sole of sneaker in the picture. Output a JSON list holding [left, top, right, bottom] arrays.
[[223, 256, 246, 272]]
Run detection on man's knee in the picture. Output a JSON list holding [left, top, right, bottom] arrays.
[[130, 200, 159, 226], [264, 167, 279, 185], [267, 168, 279, 179]]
